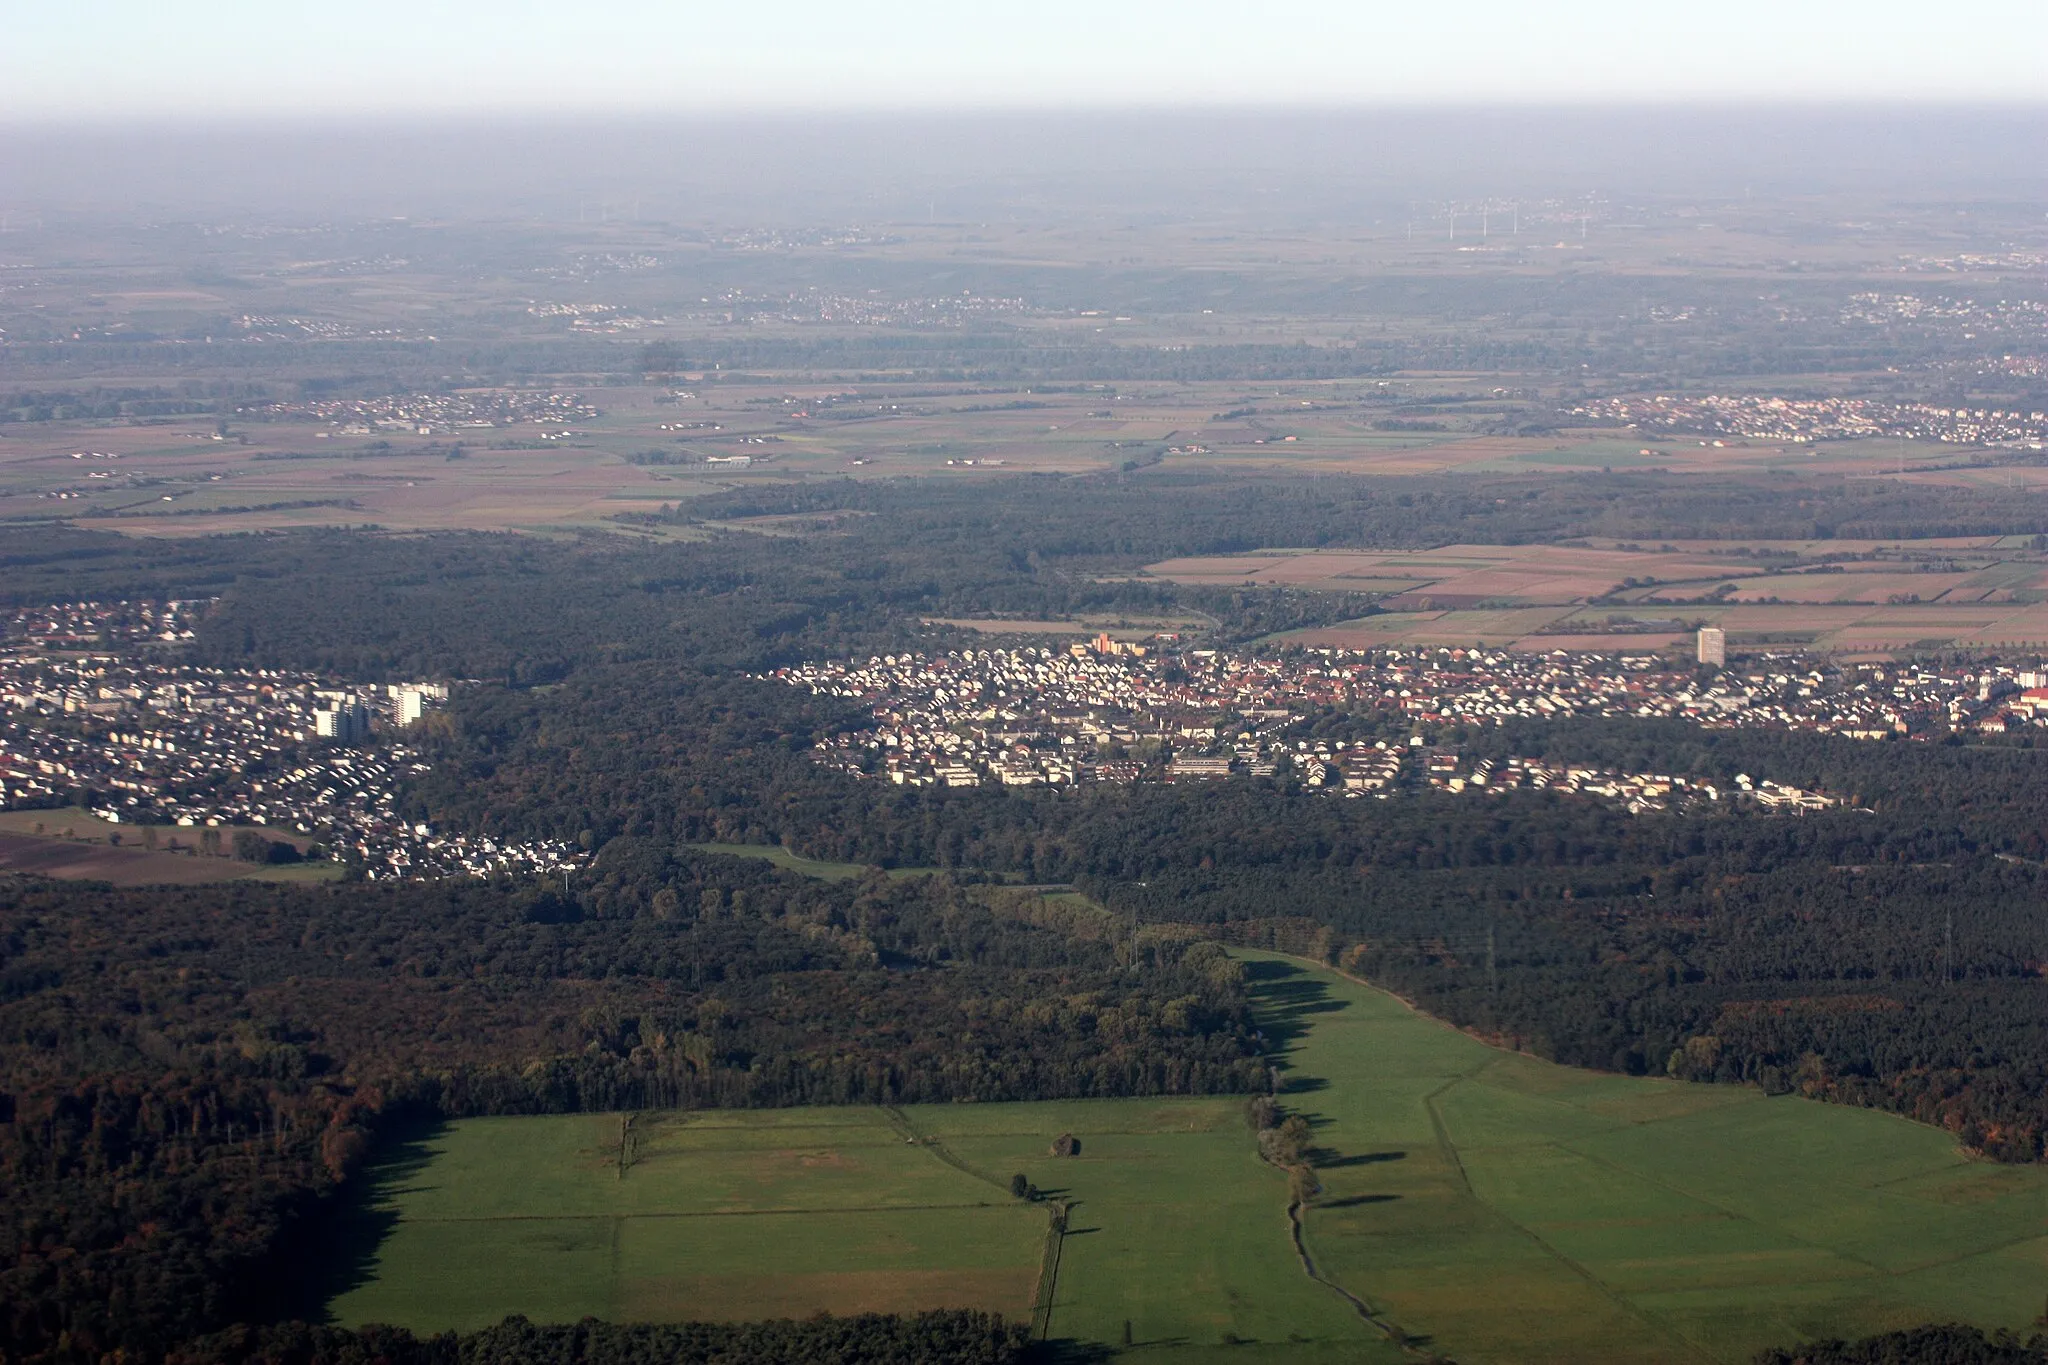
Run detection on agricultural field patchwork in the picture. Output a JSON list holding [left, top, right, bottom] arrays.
[[1143, 540, 2048, 652]]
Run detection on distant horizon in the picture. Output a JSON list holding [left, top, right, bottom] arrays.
[[4, 105, 2044, 221], [14, 0, 2048, 119], [8, 95, 2048, 132]]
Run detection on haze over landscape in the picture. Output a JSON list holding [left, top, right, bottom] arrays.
[[6, 7, 2048, 1365]]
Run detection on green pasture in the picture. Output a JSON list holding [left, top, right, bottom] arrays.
[[324, 949, 2048, 1363], [1238, 950, 2048, 1364], [325, 1097, 1379, 1360], [325, 1108, 1048, 1332]]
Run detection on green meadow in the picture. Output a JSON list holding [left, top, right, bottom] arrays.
[[327, 950, 2048, 1363], [1244, 950, 2048, 1364]]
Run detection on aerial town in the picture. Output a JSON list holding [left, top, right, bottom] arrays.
[[777, 632, 2048, 811], [1576, 392, 2048, 448], [243, 388, 599, 435], [0, 601, 583, 880]]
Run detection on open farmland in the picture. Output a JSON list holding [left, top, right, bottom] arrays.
[[1292, 600, 2048, 653], [12, 364, 2048, 540], [323, 1109, 1049, 1333], [0, 810, 339, 885], [323, 944, 2048, 1364], [1143, 541, 2048, 653], [324, 1097, 1383, 1364]]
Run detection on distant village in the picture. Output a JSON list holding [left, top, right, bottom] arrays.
[[243, 388, 598, 436], [774, 631, 2048, 813], [0, 601, 582, 881], [1576, 392, 2048, 449]]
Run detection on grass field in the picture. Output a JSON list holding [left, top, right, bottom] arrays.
[[1243, 951, 2048, 1364], [322, 950, 2048, 1363], [325, 1098, 1382, 1362]]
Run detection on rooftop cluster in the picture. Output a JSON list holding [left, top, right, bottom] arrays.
[[5, 599, 207, 649], [243, 389, 598, 435], [0, 618, 580, 880], [772, 643, 1905, 811], [1839, 292, 2048, 334], [1576, 394, 2048, 448]]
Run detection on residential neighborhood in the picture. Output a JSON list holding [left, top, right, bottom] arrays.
[[0, 603, 582, 880], [1576, 391, 2048, 448], [244, 387, 599, 436], [769, 636, 2048, 810]]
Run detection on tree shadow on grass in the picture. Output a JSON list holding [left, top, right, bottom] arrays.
[[269, 1117, 447, 1324], [1314, 1150, 1406, 1169], [1241, 958, 1347, 1098], [1317, 1194, 1401, 1209]]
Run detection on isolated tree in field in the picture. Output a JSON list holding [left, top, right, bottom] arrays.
[[1050, 1132, 1080, 1157], [1010, 1172, 1030, 1199]]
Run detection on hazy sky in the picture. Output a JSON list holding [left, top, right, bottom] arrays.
[[12, 0, 2048, 118]]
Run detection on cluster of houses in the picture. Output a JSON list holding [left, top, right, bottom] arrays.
[[243, 388, 598, 436], [233, 314, 371, 340], [773, 643, 1865, 812], [1419, 749, 1832, 814], [1838, 292, 2048, 336], [0, 621, 580, 880], [1576, 392, 2048, 448], [5, 599, 206, 649], [780, 641, 2048, 755]]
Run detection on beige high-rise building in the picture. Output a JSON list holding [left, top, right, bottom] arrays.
[[1697, 627, 1727, 667]]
